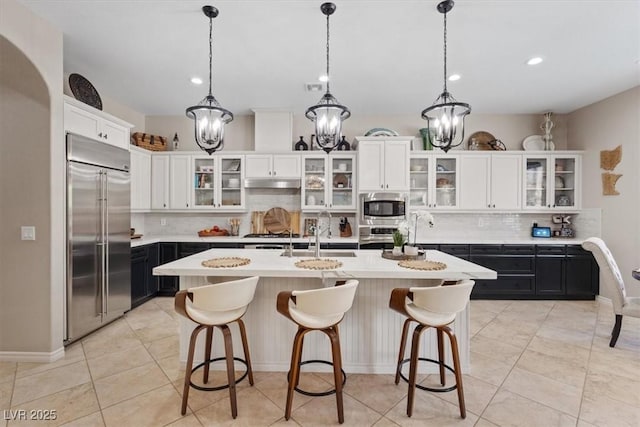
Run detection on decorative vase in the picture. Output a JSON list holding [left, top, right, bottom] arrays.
[[392, 246, 403, 256], [294, 136, 309, 151], [337, 135, 351, 151], [404, 245, 419, 256], [419, 128, 433, 151]]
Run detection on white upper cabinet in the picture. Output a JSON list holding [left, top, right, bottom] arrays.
[[356, 138, 410, 191], [523, 154, 581, 211], [63, 96, 132, 150], [151, 155, 169, 210], [301, 153, 356, 211], [409, 154, 459, 210], [459, 153, 521, 210], [169, 155, 191, 209], [245, 154, 300, 178], [192, 155, 245, 210], [130, 147, 151, 211]]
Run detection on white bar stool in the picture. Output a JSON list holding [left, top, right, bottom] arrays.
[[389, 279, 475, 418], [276, 280, 359, 424], [174, 276, 259, 418]]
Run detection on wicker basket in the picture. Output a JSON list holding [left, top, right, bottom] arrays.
[[131, 132, 168, 151]]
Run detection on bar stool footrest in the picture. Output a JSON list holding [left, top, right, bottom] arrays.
[[398, 357, 458, 393], [190, 357, 249, 392], [287, 359, 347, 397]]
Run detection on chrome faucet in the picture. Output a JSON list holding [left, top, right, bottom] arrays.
[[312, 210, 332, 257]]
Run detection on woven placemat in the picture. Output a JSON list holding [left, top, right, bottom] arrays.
[[294, 258, 343, 270], [398, 259, 447, 271], [202, 257, 251, 268]]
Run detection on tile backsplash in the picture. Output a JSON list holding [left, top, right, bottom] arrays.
[[133, 189, 600, 242]]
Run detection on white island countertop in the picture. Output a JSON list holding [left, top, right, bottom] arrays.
[[152, 248, 497, 280]]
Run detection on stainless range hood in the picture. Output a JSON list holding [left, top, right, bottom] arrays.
[[244, 177, 301, 189]]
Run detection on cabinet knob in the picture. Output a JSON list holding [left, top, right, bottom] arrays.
[[487, 204, 491, 208], [493, 204, 496, 208], [268, 171, 271, 175], [380, 185, 383, 189], [103, 134, 108, 139], [273, 170, 276, 176], [386, 184, 389, 188], [163, 203, 166, 208], [98, 132, 103, 138]]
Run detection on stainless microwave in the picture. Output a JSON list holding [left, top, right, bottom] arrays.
[[359, 192, 408, 225]]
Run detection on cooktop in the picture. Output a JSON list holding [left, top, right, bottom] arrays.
[[243, 233, 300, 238]]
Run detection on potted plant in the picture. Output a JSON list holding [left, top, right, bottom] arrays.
[[392, 230, 406, 256], [401, 210, 435, 256]]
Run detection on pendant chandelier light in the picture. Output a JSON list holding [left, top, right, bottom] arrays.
[[305, 2, 351, 154], [421, 0, 470, 153], [186, 5, 233, 155]]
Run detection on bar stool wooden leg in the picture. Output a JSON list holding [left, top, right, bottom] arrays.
[[203, 326, 213, 384], [395, 319, 412, 385], [285, 328, 306, 420], [182, 324, 205, 415], [328, 326, 345, 424], [437, 328, 446, 386], [407, 324, 425, 417], [443, 326, 466, 419], [237, 319, 254, 385], [221, 325, 238, 419]]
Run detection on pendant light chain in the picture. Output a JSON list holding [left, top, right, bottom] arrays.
[[442, 10, 448, 94], [208, 15, 213, 97], [325, 12, 331, 94]]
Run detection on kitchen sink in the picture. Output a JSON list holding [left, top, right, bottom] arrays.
[[280, 250, 357, 258]]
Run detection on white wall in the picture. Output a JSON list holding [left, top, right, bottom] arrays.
[[567, 86, 640, 297]]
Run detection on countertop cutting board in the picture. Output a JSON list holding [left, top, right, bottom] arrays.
[[264, 207, 291, 234]]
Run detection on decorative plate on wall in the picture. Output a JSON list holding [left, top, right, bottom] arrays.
[[68, 73, 102, 110], [364, 128, 399, 137]]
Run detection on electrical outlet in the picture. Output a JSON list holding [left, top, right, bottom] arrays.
[[160, 218, 167, 226], [21, 226, 36, 240]]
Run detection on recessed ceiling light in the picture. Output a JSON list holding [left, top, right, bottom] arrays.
[[318, 74, 329, 82], [190, 77, 203, 85], [448, 74, 461, 81], [527, 57, 543, 65], [305, 82, 324, 92]]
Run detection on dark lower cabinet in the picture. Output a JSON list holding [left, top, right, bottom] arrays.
[[535, 256, 565, 295], [131, 244, 159, 309], [470, 245, 535, 298], [157, 242, 179, 296], [566, 245, 599, 297]]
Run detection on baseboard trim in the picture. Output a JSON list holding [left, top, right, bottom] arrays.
[[0, 346, 65, 363]]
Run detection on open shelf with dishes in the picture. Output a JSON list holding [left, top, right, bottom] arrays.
[[409, 155, 458, 209], [302, 153, 356, 211]]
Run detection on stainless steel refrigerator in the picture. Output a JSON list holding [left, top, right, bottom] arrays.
[[65, 133, 131, 344]]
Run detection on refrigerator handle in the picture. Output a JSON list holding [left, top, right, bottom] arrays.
[[99, 170, 107, 317], [104, 170, 109, 315]]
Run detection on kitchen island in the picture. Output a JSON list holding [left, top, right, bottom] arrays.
[[153, 248, 496, 374]]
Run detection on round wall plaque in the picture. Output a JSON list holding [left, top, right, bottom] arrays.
[[68, 73, 102, 110]]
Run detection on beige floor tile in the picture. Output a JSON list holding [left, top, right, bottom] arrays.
[[580, 392, 640, 427], [583, 370, 640, 407], [145, 334, 179, 361], [253, 371, 330, 412], [341, 374, 407, 415], [502, 367, 582, 417], [476, 318, 537, 350], [515, 349, 587, 388], [587, 345, 640, 381], [101, 384, 185, 427], [543, 311, 597, 333], [195, 387, 283, 426], [81, 320, 142, 360], [291, 393, 384, 427], [526, 336, 591, 365], [132, 320, 179, 343], [1, 380, 13, 411], [268, 418, 301, 426], [471, 300, 512, 314], [172, 369, 254, 413], [125, 308, 174, 331], [16, 344, 85, 380], [11, 360, 91, 407], [0, 362, 16, 384], [385, 392, 477, 427], [93, 362, 169, 408], [158, 355, 185, 383], [482, 389, 577, 427], [422, 373, 498, 415], [576, 420, 598, 427], [474, 419, 500, 427], [470, 334, 524, 365], [8, 382, 98, 427], [470, 310, 498, 336], [535, 323, 594, 349], [164, 414, 203, 427], [372, 417, 400, 426], [467, 351, 514, 387], [86, 343, 153, 380], [59, 411, 104, 427]]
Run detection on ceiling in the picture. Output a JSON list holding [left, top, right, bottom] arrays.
[[18, 0, 640, 117]]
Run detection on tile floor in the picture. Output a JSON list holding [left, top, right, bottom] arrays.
[[1, 297, 639, 427]]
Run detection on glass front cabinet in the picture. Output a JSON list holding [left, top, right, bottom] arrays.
[[409, 154, 459, 210], [302, 153, 356, 211], [523, 154, 580, 210], [192, 155, 245, 210]]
